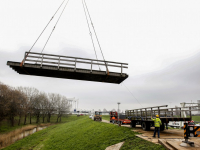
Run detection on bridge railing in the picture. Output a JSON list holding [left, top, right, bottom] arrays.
[[23, 52, 128, 74]]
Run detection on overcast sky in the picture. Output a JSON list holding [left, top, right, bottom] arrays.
[[0, 0, 200, 112]]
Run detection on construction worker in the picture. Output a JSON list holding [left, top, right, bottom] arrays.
[[112, 116, 115, 124], [151, 115, 162, 138]]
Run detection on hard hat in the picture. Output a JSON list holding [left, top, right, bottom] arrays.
[[156, 115, 159, 118]]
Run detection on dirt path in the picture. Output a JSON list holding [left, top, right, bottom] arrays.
[[101, 120, 110, 123]]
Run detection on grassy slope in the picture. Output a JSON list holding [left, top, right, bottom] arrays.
[[3, 116, 165, 150], [192, 116, 200, 122]]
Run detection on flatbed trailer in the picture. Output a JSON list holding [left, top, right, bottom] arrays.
[[125, 105, 199, 131], [110, 111, 131, 125]]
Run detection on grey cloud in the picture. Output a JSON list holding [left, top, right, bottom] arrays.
[[125, 52, 200, 108]]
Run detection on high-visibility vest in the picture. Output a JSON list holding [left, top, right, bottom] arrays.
[[112, 117, 115, 120], [151, 118, 162, 127]]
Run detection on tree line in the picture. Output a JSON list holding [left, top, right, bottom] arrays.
[[0, 82, 71, 126]]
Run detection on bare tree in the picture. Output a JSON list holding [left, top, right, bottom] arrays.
[[56, 95, 70, 122], [15, 89, 26, 125], [1, 82, 72, 127], [40, 93, 48, 123], [7, 88, 23, 126], [47, 93, 57, 122], [18, 87, 39, 124], [0, 82, 11, 123], [32, 93, 42, 124]]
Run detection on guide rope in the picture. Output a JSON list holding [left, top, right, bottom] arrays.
[[83, 0, 109, 74], [82, 0, 101, 70], [20, 0, 66, 66], [122, 83, 143, 107]]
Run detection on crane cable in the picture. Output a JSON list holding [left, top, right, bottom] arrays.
[[82, 0, 101, 71], [83, 0, 109, 75], [122, 83, 143, 107], [20, 0, 66, 66], [40, 0, 70, 54], [34, 0, 70, 64]]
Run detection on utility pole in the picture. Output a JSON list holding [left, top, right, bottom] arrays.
[[117, 102, 120, 125]]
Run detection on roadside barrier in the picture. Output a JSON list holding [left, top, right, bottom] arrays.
[[182, 123, 200, 146]]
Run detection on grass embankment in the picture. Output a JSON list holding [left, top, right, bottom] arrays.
[[0, 115, 70, 134], [3, 116, 165, 150], [192, 116, 200, 122]]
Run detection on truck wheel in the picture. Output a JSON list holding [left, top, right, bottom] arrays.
[[142, 122, 149, 131]]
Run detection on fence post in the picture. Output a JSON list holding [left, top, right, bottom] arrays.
[[184, 123, 189, 142], [23, 52, 27, 66], [40, 54, 44, 68], [58, 56, 60, 70], [74, 58, 77, 71], [91, 60, 93, 73]]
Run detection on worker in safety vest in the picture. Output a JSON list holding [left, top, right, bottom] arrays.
[[112, 116, 115, 124], [151, 115, 162, 138]]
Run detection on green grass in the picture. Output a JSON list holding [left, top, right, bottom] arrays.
[[0, 115, 73, 134], [121, 138, 163, 150], [3, 116, 165, 150], [192, 116, 200, 122], [102, 115, 110, 121]]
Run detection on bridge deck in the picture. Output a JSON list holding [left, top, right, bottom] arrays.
[[7, 61, 128, 84]]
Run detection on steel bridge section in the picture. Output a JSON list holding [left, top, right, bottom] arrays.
[[7, 52, 128, 84]]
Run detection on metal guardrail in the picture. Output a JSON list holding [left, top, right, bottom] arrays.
[[23, 52, 128, 74]]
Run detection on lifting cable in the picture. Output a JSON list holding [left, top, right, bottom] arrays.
[[35, 0, 70, 64], [83, 0, 109, 75], [41, 0, 70, 54], [20, 0, 66, 66], [82, 0, 101, 71], [122, 83, 143, 107]]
